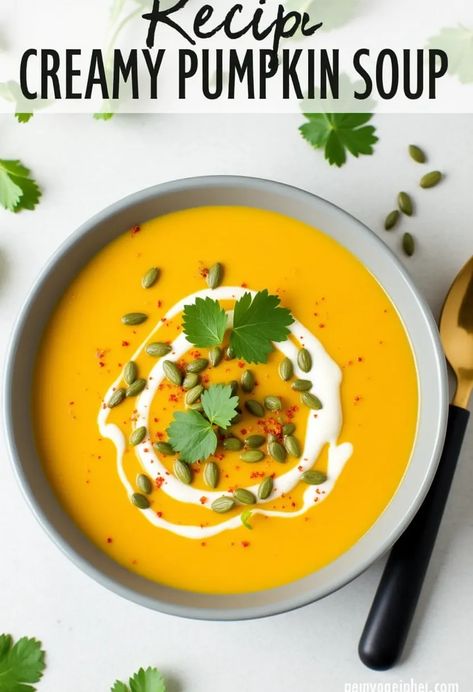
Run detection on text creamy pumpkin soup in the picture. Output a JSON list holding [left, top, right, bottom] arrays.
[[33, 206, 418, 594]]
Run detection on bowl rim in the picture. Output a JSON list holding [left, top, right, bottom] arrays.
[[3, 175, 449, 620]]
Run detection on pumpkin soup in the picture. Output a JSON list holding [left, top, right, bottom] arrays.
[[33, 206, 418, 593]]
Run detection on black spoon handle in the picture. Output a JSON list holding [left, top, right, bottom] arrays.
[[359, 404, 470, 670]]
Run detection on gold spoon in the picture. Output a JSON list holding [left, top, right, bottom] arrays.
[[359, 256, 473, 670]]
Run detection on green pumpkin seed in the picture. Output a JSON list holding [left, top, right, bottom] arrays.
[[408, 144, 426, 164], [107, 388, 126, 408], [185, 384, 204, 406], [146, 342, 172, 358], [211, 496, 236, 513], [163, 360, 183, 386], [267, 433, 278, 443], [398, 191, 413, 216], [402, 232, 415, 257], [231, 410, 242, 424], [188, 401, 203, 411], [223, 437, 243, 451], [264, 396, 282, 411], [131, 493, 150, 509], [136, 473, 152, 494], [241, 369, 255, 393], [282, 423, 296, 436], [258, 476, 273, 500], [229, 380, 239, 397], [420, 170, 442, 189], [268, 441, 287, 463], [245, 434, 266, 448], [174, 460, 192, 485], [279, 357, 293, 381], [284, 435, 301, 458], [126, 378, 147, 397], [234, 488, 256, 505], [141, 266, 160, 289], [291, 379, 312, 392], [384, 210, 400, 231], [183, 372, 200, 390], [240, 450, 264, 463], [207, 262, 223, 289], [203, 461, 219, 488], [301, 392, 323, 410], [245, 400, 265, 417], [225, 345, 235, 360], [297, 348, 312, 373], [154, 441, 174, 456], [129, 426, 147, 446], [240, 510, 253, 530], [121, 312, 148, 326], [301, 470, 327, 485], [186, 358, 209, 374], [209, 346, 223, 367], [123, 361, 138, 386]]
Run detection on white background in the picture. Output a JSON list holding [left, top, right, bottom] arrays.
[[0, 114, 472, 691]]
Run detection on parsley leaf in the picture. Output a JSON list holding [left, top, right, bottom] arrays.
[[0, 160, 41, 213], [167, 384, 239, 462], [427, 25, 473, 84], [111, 666, 166, 692], [94, 111, 115, 121], [0, 634, 46, 691], [183, 297, 227, 347], [230, 290, 294, 364], [300, 112, 378, 167]]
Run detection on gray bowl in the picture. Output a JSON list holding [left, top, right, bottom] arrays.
[[4, 176, 448, 620]]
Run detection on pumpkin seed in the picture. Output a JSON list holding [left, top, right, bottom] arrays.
[[129, 426, 147, 446], [123, 361, 138, 385], [163, 360, 183, 386], [146, 342, 172, 358], [240, 450, 264, 463], [231, 410, 242, 424], [384, 210, 400, 231], [267, 433, 278, 443], [121, 312, 147, 326], [229, 380, 239, 397], [186, 358, 209, 374], [408, 144, 426, 164], [258, 476, 273, 500], [131, 493, 150, 509], [301, 470, 327, 485], [402, 232, 415, 257], [398, 191, 413, 216], [136, 473, 152, 494], [154, 441, 174, 456], [268, 441, 287, 463], [301, 392, 323, 410], [141, 266, 160, 289], [279, 357, 293, 381], [234, 488, 256, 505], [211, 496, 236, 513], [207, 262, 223, 289], [240, 510, 253, 530], [291, 379, 312, 392], [204, 461, 219, 488], [174, 460, 192, 485], [223, 437, 243, 451], [183, 372, 200, 390], [264, 395, 282, 411], [107, 388, 126, 408], [245, 400, 265, 417], [126, 378, 146, 397], [282, 423, 296, 436], [245, 434, 266, 448], [297, 348, 312, 373], [209, 346, 223, 367], [241, 369, 255, 393], [284, 435, 301, 458], [225, 345, 235, 360], [185, 384, 204, 406], [420, 170, 442, 189], [188, 402, 203, 411]]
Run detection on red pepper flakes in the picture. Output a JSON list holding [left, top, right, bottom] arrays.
[[241, 541, 250, 548], [241, 282, 248, 288], [200, 266, 209, 278], [202, 374, 210, 384], [156, 511, 163, 518], [200, 496, 208, 505], [69, 401, 75, 406], [157, 300, 163, 308], [155, 431, 164, 439], [155, 476, 165, 489], [357, 356, 364, 363], [98, 362, 105, 368], [250, 471, 265, 479], [297, 465, 303, 472], [354, 395, 362, 404], [238, 361, 245, 368], [201, 542, 207, 547], [106, 537, 113, 544], [169, 393, 179, 402], [130, 225, 141, 236], [190, 349, 201, 358], [214, 452, 224, 461], [121, 340, 130, 347], [285, 405, 299, 420], [240, 428, 247, 436], [291, 501, 296, 508]]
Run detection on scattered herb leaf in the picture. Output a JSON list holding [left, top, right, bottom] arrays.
[[201, 384, 239, 428], [111, 666, 166, 692], [300, 113, 378, 167], [182, 297, 227, 347], [427, 25, 473, 84], [93, 111, 115, 121], [0, 160, 41, 213], [0, 634, 46, 691], [15, 113, 34, 124]]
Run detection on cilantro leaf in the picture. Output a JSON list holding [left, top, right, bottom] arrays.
[[183, 297, 227, 347], [300, 112, 377, 167], [201, 384, 239, 428], [167, 410, 217, 463], [230, 290, 294, 364], [15, 113, 33, 124], [0, 634, 46, 691], [427, 25, 473, 84], [0, 160, 41, 213], [111, 666, 166, 692]]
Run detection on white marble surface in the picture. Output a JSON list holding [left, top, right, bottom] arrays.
[[0, 114, 472, 691]]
